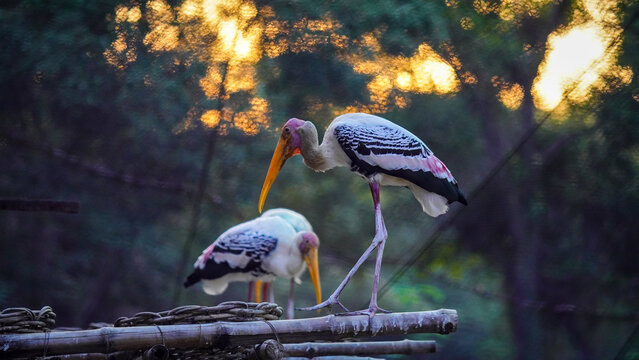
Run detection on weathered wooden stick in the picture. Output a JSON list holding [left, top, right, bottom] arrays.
[[0, 310, 456, 358], [283, 339, 436, 357], [32, 340, 435, 359], [34, 340, 285, 360], [284, 358, 384, 360], [140, 344, 169, 360], [31, 351, 136, 360], [0, 199, 79, 213]]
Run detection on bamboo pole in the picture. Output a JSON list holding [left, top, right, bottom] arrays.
[[37, 351, 136, 360], [283, 339, 436, 357], [285, 358, 383, 360], [32, 340, 436, 359], [0, 309, 456, 358]]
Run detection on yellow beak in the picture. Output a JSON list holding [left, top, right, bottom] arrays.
[[258, 137, 290, 213], [303, 247, 322, 307]]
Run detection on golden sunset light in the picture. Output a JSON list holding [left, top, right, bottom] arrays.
[[532, 0, 632, 113], [105, 0, 270, 135], [492, 76, 524, 110], [106, 0, 464, 124], [105, 0, 632, 126], [341, 38, 460, 113]]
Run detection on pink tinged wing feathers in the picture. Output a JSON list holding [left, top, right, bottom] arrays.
[[330, 114, 457, 183], [424, 154, 455, 181], [195, 244, 216, 270], [329, 113, 464, 215], [364, 152, 455, 182], [194, 242, 255, 271], [192, 215, 306, 276]]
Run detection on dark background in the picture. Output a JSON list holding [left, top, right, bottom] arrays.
[[1, 0, 638, 358]]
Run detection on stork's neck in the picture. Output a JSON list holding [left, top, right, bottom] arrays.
[[298, 122, 329, 171]]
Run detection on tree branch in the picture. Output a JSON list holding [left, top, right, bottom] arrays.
[[0, 199, 79, 214], [0, 310, 457, 358], [283, 339, 436, 357], [4, 134, 222, 207]]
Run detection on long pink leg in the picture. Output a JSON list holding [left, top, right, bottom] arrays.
[[366, 179, 390, 315], [287, 279, 295, 319], [263, 282, 274, 303], [248, 281, 254, 302], [269, 282, 275, 303], [299, 179, 389, 315]]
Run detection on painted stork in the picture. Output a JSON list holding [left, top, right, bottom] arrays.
[[258, 113, 466, 316], [183, 208, 322, 319]]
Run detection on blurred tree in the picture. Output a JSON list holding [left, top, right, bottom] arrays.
[[1, 1, 638, 359]]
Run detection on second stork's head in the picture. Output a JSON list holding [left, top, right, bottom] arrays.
[[297, 231, 322, 306], [258, 118, 306, 213]]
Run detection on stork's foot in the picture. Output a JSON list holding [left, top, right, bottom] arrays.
[[337, 305, 391, 317], [296, 296, 350, 313]]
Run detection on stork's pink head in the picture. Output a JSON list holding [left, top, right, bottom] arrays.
[[258, 118, 306, 213], [297, 231, 321, 307], [283, 118, 306, 149], [298, 231, 320, 254]]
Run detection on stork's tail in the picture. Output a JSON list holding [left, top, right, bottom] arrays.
[[457, 187, 468, 205], [409, 184, 449, 217], [183, 271, 201, 288]]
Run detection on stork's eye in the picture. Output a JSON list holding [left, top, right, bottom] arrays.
[[284, 127, 290, 133]]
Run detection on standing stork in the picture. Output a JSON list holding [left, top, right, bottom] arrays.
[[258, 113, 467, 316], [183, 208, 322, 319]]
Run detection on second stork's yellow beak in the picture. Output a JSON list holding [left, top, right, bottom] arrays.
[[259, 137, 292, 213], [303, 247, 322, 307]]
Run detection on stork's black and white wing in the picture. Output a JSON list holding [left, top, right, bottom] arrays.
[[183, 211, 311, 297], [331, 113, 467, 206], [183, 226, 278, 289]]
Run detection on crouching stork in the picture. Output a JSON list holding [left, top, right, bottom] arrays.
[[258, 112, 466, 316], [184, 208, 321, 319]]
